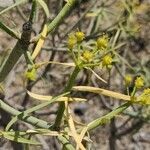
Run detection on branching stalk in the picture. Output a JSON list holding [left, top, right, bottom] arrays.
[[53, 66, 80, 130]]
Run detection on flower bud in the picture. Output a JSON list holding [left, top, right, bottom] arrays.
[[124, 74, 132, 86], [97, 35, 109, 50], [102, 55, 113, 67], [135, 76, 144, 88], [25, 68, 37, 81], [75, 31, 85, 42], [82, 50, 93, 62], [67, 34, 77, 49]]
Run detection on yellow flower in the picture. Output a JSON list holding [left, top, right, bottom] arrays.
[[143, 88, 150, 95], [102, 55, 113, 67], [67, 33, 77, 49], [97, 35, 109, 50], [135, 76, 144, 89], [75, 31, 85, 42], [82, 50, 93, 62], [124, 74, 132, 86], [25, 68, 37, 81], [138, 88, 150, 105]]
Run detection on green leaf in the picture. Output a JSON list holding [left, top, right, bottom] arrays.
[[0, 0, 28, 15], [2, 131, 40, 145], [37, 0, 50, 18]]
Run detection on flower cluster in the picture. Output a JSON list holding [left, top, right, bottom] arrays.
[[67, 31, 114, 69], [67, 31, 85, 49], [138, 88, 150, 105]]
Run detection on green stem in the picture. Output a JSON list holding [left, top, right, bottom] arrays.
[[29, 0, 37, 23], [31, 0, 77, 42], [24, 51, 34, 66], [131, 86, 137, 97], [0, 65, 80, 148], [0, 20, 20, 39], [86, 102, 131, 131], [58, 135, 75, 150], [47, 0, 76, 33], [0, 99, 52, 129], [0, 99, 75, 150], [5, 92, 69, 131], [53, 66, 80, 130], [0, 37, 30, 82], [0, 0, 35, 83]]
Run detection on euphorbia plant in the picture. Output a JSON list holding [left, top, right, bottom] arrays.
[[0, 0, 149, 150]]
